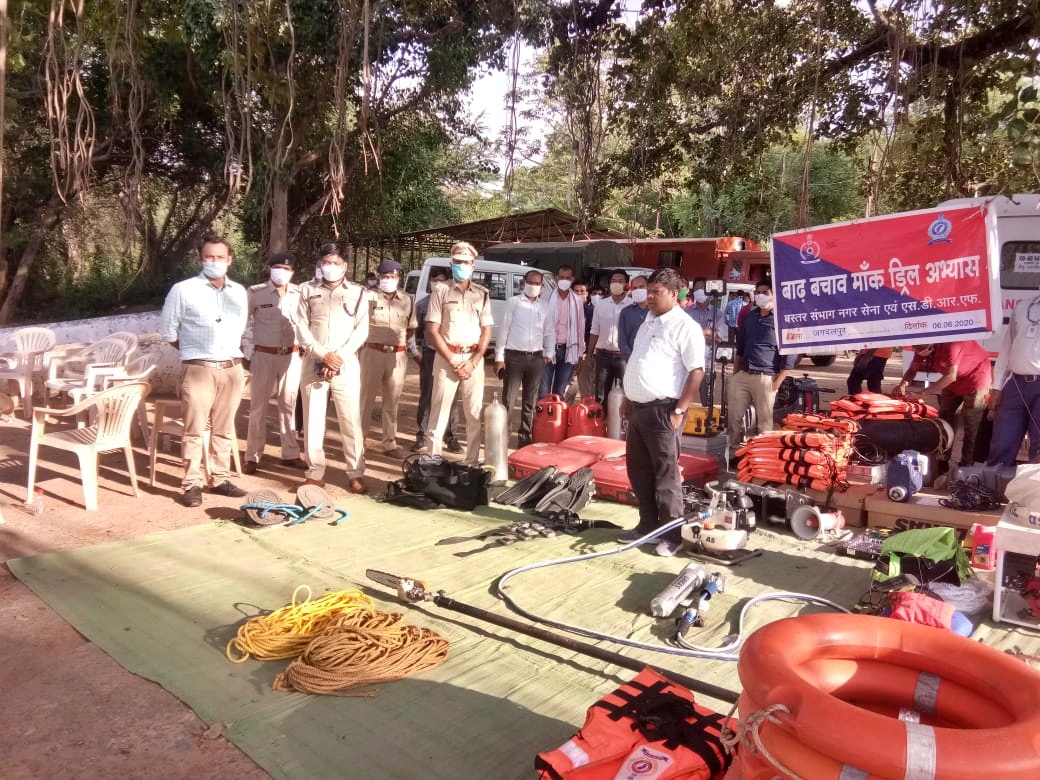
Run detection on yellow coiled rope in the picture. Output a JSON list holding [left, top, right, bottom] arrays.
[[225, 586, 373, 663], [273, 608, 450, 695]]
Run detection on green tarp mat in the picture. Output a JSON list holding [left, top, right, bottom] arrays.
[[7, 499, 1030, 779]]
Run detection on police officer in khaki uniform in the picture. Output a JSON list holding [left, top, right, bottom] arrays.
[[360, 258, 417, 459], [244, 252, 307, 474], [426, 241, 493, 465], [294, 243, 370, 494]]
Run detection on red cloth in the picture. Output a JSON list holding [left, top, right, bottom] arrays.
[[887, 590, 956, 630], [908, 340, 992, 395]]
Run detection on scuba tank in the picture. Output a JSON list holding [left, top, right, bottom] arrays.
[[606, 383, 625, 440], [483, 393, 509, 485]]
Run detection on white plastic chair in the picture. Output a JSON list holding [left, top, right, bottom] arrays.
[[100, 353, 160, 440], [26, 381, 150, 511], [107, 331, 139, 360], [45, 337, 132, 401], [0, 327, 58, 418], [149, 399, 242, 487]]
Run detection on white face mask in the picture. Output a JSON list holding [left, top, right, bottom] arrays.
[[202, 261, 228, 279], [379, 277, 399, 294], [557, 279, 572, 292], [610, 282, 626, 297], [693, 289, 708, 304], [754, 293, 773, 310], [630, 288, 648, 304], [524, 283, 542, 299], [321, 263, 346, 282], [269, 267, 293, 286]]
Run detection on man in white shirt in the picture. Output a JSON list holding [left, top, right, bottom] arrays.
[[987, 288, 1040, 466], [586, 269, 633, 403], [617, 268, 705, 557], [495, 269, 554, 448]]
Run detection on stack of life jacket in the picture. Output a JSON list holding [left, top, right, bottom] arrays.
[[535, 667, 734, 779], [829, 392, 937, 421], [734, 413, 857, 492]]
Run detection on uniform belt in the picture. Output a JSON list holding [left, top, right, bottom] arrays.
[[505, 348, 543, 357], [1013, 372, 1040, 383], [745, 369, 775, 376], [183, 358, 242, 369], [631, 397, 676, 409], [253, 345, 298, 355], [447, 344, 479, 354], [596, 349, 622, 357], [367, 343, 406, 353]]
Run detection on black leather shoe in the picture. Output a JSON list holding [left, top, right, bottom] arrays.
[[181, 486, 203, 507], [210, 480, 247, 498], [280, 457, 308, 470], [243, 461, 258, 475], [410, 438, 427, 452], [444, 439, 463, 454]]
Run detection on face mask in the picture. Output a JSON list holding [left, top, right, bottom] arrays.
[[693, 289, 708, 304], [202, 261, 228, 279], [321, 263, 346, 283], [609, 282, 626, 296], [452, 262, 473, 282], [269, 268, 293, 286], [630, 288, 648, 304], [754, 293, 773, 310], [557, 279, 572, 292], [524, 283, 541, 298], [378, 277, 399, 294]]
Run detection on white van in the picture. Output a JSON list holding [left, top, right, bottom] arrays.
[[414, 257, 556, 347], [404, 270, 421, 296]]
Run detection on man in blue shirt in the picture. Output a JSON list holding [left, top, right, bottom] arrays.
[[618, 274, 650, 361], [727, 278, 799, 459], [159, 233, 249, 507]]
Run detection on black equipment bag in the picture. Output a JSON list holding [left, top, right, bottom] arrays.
[[773, 375, 821, 424], [393, 454, 491, 511]]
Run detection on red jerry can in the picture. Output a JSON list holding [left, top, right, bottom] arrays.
[[566, 396, 606, 438], [532, 394, 568, 444]]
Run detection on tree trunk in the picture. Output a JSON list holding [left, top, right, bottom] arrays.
[[269, 177, 288, 254], [0, 196, 65, 325]]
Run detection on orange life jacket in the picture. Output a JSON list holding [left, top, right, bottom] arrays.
[[535, 667, 733, 780]]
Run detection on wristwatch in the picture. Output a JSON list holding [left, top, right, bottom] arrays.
[[673, 407, 687, 416]]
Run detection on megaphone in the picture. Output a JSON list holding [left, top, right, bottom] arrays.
[[789, 505, 846, 541]]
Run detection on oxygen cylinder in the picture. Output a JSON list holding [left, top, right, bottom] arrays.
[[483, 393, 509, 485], [606, 383, 625, 440]]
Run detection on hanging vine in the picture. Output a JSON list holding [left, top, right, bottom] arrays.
[[222, 0, 254, 200], [43, 0, 95, 202], [323, 0, 364, 229], [107, 0, 146, 247]]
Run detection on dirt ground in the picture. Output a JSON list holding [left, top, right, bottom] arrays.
[[0, 358, 859, 779]]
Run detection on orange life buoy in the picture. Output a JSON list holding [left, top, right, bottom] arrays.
[[731, 613, 1040, 779]]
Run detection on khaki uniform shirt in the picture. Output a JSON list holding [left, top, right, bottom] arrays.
[[368, 290, 417, 346], [294, 280, 369, 361], [426, 281, 493, 349], [248, 280, 301, 350]]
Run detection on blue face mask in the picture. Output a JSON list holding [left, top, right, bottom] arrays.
[[452, 262, 473, 282]]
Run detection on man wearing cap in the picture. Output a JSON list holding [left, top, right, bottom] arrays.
[[295, 243, 370, 494], [360, 258, 417, 460], [426, 241, 493, 465], [159, 232, 249, 507], [243, 252, 307, 475], [413, 268, 464, 453]]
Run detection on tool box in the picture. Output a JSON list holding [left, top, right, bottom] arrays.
[[592, 453, 719, 505], [683, 406, 721, 436], [558, 435, 627, 461], [507, 443, 598, 481]]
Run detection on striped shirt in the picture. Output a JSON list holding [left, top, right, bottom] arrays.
[[159, 273, 248, 361]]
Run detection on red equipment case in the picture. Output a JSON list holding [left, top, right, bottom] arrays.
[[558, 435, 627, 461], [592, 453, 719, 505], [507, 443, 599, 481]]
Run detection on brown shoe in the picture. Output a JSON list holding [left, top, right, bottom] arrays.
[[347, 477, 368, 494], [303, 477, 326, 488], [383, 446, 409, 460]]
